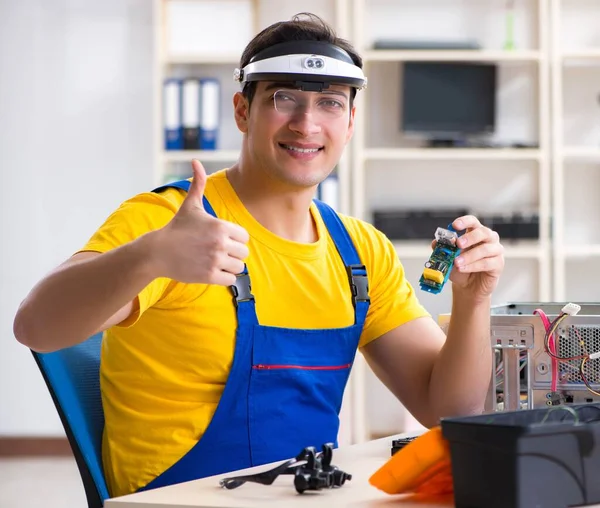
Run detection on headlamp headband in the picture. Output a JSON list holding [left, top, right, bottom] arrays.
[[234, 40, 367, 92]]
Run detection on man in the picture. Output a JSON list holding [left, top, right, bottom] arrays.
[[14, 13, 503, 499]]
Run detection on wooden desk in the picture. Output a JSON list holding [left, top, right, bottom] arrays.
[[104, 433, 450, 508]]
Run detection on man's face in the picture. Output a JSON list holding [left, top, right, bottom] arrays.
[[233, 81, 356, 189]]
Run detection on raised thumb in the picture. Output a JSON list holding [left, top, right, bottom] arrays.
[[182, 159, 207, 209]]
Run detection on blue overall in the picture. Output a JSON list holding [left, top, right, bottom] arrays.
[[139, 179, 370, 491]]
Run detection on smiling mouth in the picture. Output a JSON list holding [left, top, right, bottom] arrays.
[[279, 143, 324, 153]]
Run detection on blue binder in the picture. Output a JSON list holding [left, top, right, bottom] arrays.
[[164, 78, 183, 150], [199, 78, 220, 150], [182, 78, 200, 150]]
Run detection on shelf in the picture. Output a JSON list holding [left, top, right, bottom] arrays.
[[163, 150, 240, 163], [393, 241, 543, 259], [363, 50, 541, 63], [499, 243, 545, 259], [164, 53, 240, 65], [563, 147, 600, 161], [564, 245, 600, 258], [562, 50, 600, 62], [363, 148, 542, 161]]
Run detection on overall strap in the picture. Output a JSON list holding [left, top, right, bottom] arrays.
[[152, 180, 258, 324], [152, 179, 217, 217], [313, 200, 370, 325]]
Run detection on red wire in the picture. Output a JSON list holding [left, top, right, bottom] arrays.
[[535, 308, 558, 392]]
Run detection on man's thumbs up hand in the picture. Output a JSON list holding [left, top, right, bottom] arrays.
[[179, 159, 208, 212], [150, 160, 250, 286]]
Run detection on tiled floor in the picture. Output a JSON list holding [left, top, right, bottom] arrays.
[[0, 457, 86, 508]]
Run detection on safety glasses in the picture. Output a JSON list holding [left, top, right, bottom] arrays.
[[272, 89, 349, 120]]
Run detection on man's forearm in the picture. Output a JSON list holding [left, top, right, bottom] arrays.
[[13, 233, 160, 352], [428, 289, 493, 421]]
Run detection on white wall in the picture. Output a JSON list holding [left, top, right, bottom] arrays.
[[0, 0, 154, 435]]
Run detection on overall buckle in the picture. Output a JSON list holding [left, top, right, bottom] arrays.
[[346, 264, 370, 308], [230, 272, 254, 308]]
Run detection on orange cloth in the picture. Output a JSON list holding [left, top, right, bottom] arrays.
[[369, 427, 454, 502]]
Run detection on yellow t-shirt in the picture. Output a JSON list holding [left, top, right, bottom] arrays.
[[79, 169, 429, 498]]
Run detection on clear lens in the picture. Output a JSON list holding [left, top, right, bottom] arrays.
[[273, 89, 347, 120]]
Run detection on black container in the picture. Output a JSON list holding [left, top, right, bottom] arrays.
[[441, 404, 600, 508], [372, 208, 468, 240], [480, 213, 540, 240]]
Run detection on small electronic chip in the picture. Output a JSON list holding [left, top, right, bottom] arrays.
[[419, 225, 461, 295]]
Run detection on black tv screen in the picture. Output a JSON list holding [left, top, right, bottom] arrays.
[[402, 62, 497, 137]]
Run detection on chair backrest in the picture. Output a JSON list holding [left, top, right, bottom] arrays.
[[32, 333, 109, 508]]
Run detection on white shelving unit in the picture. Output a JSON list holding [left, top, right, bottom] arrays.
[[550, 0, 600, 300], [348, 0, 552, 440], [351, 0, 551, 302]]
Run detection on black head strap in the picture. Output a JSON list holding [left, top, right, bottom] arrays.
[[249, 40, 355, 65]]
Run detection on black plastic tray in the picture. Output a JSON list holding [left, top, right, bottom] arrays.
[[441, 404, 600, 508]]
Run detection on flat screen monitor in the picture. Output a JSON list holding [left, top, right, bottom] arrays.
[[401, 62, 497, 141]]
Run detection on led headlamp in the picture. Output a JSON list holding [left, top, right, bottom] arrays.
[[234, 40, 367, 92]]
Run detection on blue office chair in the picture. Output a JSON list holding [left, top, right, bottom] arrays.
[[32, 333, 110, 508]]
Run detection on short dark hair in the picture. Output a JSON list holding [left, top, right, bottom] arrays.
[[239, 12, 363, 107]]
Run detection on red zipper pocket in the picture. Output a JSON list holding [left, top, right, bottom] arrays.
[[253, 363, 351, 371]]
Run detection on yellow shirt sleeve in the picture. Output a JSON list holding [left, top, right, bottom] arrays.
[[76, 189, 184, 327], [342, 218, 431, 349]]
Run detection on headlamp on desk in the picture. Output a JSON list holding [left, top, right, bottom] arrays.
[[233, 40, 367, 92]]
